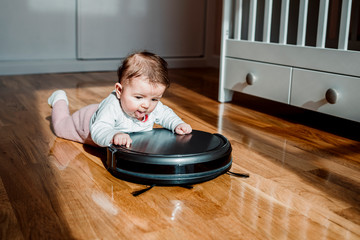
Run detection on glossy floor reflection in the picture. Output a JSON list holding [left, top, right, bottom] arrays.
[[0, 69, 359, 239]]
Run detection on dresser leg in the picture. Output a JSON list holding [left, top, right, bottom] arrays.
[[218, 88, 234, 102]]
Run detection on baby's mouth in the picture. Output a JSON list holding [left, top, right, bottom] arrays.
[[135, 110, 146, 119]]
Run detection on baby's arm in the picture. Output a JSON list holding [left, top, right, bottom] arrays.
[[90, 93, 128, 147], [112, 132, 132, 148], [155, 102, 192, 134]]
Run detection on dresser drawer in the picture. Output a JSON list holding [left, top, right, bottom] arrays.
[[291, 69, 360, 122], [223, 58, 292, 103]]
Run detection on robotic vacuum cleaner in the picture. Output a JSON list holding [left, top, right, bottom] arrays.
[[106, 128, 232, 186]]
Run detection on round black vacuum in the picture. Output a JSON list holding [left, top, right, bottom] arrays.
[[106, 128, 232, 186]]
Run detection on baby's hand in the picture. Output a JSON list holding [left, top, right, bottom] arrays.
[[175, 123, 192, 135], [112, 132, 132, 148]]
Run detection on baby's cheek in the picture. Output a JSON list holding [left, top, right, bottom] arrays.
[[149, 104, 157, 112]]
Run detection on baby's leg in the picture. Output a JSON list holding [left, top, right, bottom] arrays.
[[49, 90, 99, 145], [51, 101, 99, 145], [70, 104, 99, 146], [51, 100, 84, 143]]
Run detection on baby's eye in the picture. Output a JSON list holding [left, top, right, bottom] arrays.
[[152, 98, 159, 102], [135, 96, 143, 99]]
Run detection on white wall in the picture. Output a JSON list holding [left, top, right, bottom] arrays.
[[0, 0, 220, 75], [0, 0, 76, 61], [77, 0, 206, 59]]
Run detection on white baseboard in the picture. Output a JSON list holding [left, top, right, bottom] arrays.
[[0, 57, 212, 76]]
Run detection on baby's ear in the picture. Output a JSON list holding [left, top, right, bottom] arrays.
[[115, 83, 122, 99]]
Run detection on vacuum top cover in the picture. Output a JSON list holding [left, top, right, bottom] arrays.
[[107, 128, 232, 185], [117, 128, 223, 154]]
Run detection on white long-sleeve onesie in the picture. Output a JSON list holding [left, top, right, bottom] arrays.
[[89, 92, 184, 147]]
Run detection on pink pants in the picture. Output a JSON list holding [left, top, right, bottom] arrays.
[[51, 100, 99, 146]]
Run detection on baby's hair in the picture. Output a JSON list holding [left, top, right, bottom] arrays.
[[117, 51, 170, 88]]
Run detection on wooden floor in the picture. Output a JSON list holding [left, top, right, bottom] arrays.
[[1, 68, 360, 240]]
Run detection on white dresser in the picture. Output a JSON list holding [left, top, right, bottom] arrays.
[[219, 0, 360, 122]]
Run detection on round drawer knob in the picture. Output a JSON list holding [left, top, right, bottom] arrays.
[[325, 88, 338, 104], [246, 73, 256, 85]]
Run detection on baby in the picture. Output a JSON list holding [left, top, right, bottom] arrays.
[[48, 51, 192, 147]]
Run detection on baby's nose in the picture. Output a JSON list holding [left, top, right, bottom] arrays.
[[141, 100, 150, 109]]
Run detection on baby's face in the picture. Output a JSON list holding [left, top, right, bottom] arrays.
[[116, 76, 166, 121]]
